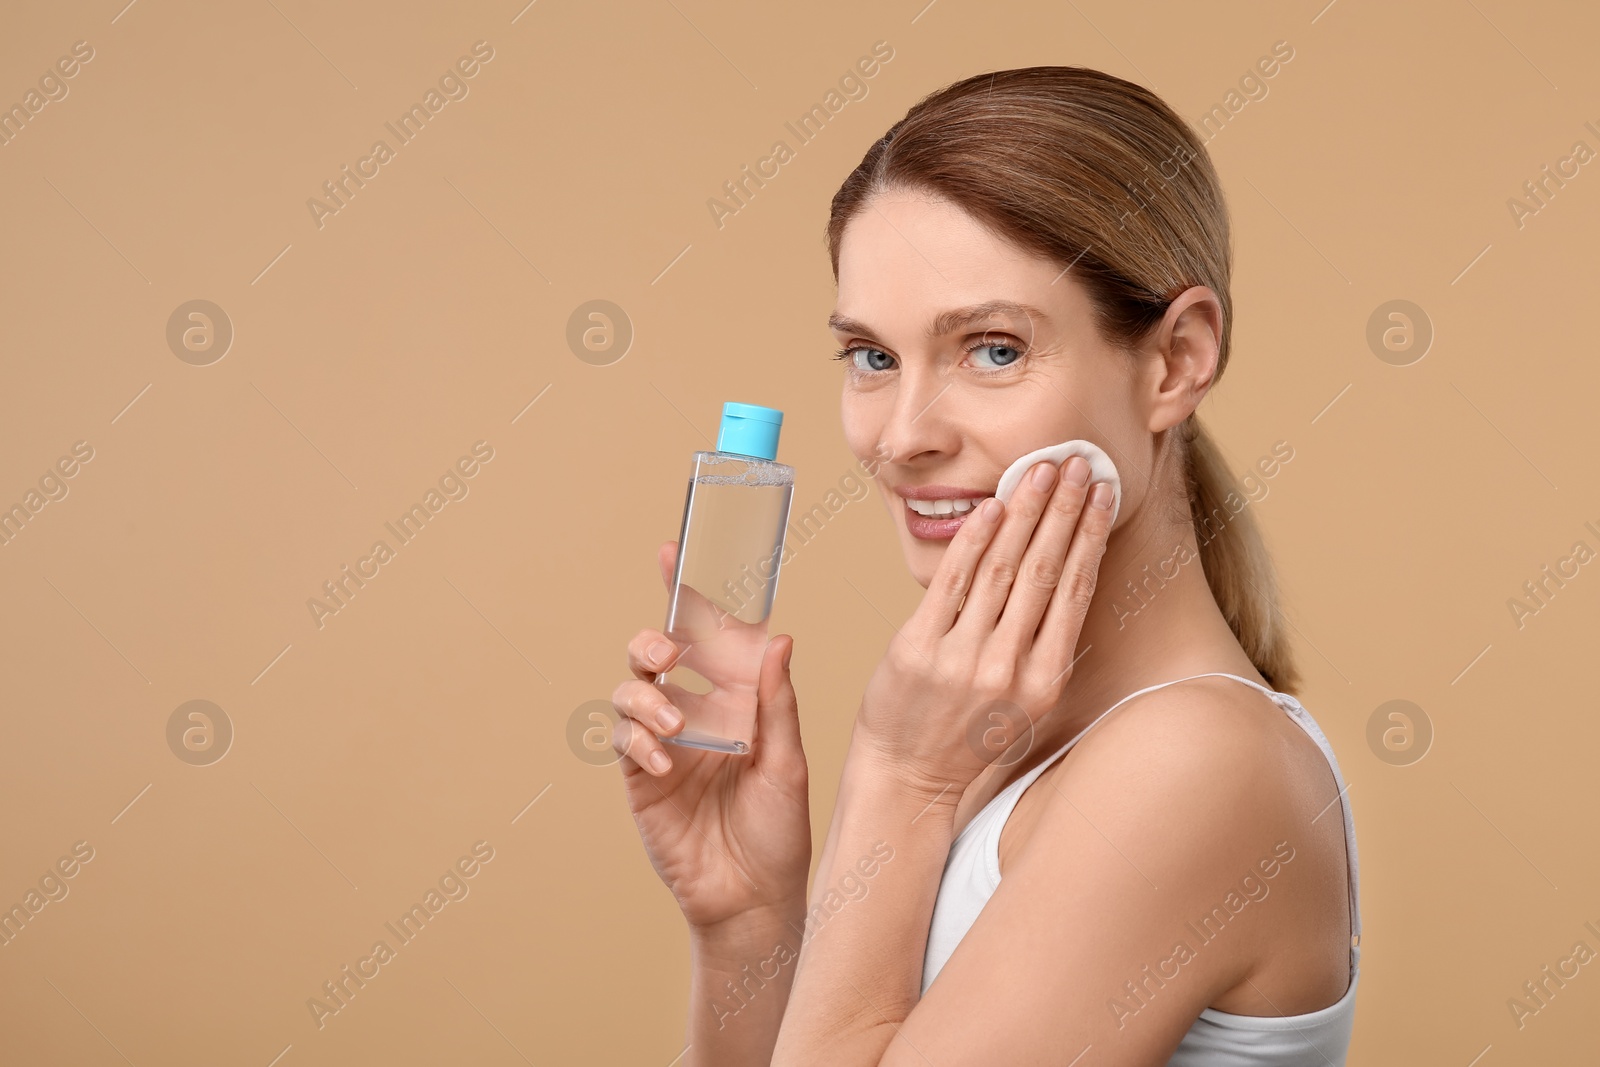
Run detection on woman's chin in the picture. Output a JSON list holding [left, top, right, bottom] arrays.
[[899, 536, 944, 588]]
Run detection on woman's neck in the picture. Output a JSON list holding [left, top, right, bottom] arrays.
[[1071, 510, 1262, 715]]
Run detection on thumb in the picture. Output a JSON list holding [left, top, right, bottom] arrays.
[[753, 634, 803, 760]]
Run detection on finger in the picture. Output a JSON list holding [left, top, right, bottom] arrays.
[[629, 629, 683, 682], [751, 634, 804, 768], [612, 677, 686, 741], [612, 712, 676, 776], [992, 454, 1092, 651], [612, 716, 663, 776], [906, 494, 1006, 638], [1027, 480, 1114, 693], [953, 459, 1060, 636], [658, 540, 680, 590]]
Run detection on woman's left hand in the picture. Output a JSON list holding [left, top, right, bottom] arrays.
[[851, 454, 1115, 795]]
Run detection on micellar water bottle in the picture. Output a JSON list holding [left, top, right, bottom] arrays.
[[654, 402, 794, 754]]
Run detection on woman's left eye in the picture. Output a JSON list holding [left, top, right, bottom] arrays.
[[968, 341, 1023, 369]]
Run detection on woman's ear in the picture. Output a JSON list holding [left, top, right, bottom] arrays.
[[1145, 286, 1223, 434]]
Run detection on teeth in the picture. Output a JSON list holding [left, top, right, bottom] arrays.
[[905, 496, 985, 517]]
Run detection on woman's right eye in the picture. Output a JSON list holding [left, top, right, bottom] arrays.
[[833, 346, 895, 372]]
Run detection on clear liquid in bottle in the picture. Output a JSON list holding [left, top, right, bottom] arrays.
[[655, 403, 794, 755]]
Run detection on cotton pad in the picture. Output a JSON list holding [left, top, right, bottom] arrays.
[[993, 439, 1123, 527]]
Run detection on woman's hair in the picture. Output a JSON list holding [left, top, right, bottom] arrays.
[[825, 66, 1300, 694]]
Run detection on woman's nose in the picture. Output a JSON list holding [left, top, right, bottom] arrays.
[[878, 365, 958, 463]]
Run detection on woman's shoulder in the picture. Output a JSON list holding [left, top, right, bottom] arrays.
[[1002, 673, 1343, 880], [1068, 675, 1318, 777], [996, 673, 1354, 1012]]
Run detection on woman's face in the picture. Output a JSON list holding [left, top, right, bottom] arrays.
[[832, 187, 1149, 588]]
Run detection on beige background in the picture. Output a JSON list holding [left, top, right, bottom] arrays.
[[2, 0, 1597, 1062]]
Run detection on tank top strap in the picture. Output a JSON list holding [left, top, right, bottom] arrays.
[[1008, 672, 1263, 798]]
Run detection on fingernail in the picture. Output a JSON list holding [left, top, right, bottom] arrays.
[[1031, 461, 1057, 490], [648, 641, 674, 665], [658, 703, 682, 731], [1090, 483, 1114, 509], [650, 750, 671, 774], [1064, 456, 1090, 486], [981, 497, 1002, 520], [782, 642, 794, 670]]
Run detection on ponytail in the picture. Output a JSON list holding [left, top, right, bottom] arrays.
[[1182, 417, 1300, 695]]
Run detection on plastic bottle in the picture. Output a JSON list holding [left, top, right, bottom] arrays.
[[654, 402, 794, 754]]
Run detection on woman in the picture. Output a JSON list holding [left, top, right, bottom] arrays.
[[609, 66, 1359, 1066]]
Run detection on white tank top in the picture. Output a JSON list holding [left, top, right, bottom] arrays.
[[922, 672, 1361, 1065]]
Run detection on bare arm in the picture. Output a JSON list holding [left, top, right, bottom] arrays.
[[611, 541, 813, 1067], [774, 686, 1318, 1065], [685, 902, 807, 1066], [772, 748, 958, 1062]]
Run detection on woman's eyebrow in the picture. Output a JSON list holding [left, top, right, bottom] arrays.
[[827, 300, 1049, 339]]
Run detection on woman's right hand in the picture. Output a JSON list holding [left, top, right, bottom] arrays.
[[610, 540, 812, 931]]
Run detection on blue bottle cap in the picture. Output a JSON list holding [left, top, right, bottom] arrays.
[[716, 401, 784, 461]]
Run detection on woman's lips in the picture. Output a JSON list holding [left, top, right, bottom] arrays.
[[903, 499, 976, 540]]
